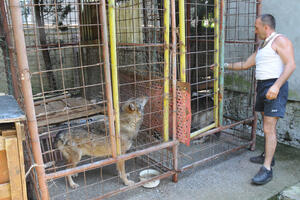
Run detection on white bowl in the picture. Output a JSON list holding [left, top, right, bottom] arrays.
[[139, 169, 161, 188]]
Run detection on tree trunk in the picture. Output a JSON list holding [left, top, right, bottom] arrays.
[[0, 20, 12, 94], [34, 0, 57, 90], [0, 0, 19, 98]]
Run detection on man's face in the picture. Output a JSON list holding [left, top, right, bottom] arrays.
[[255, 18, 266, 40]]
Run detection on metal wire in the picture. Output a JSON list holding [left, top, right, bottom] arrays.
[[2, 0, 258, 199], [4, 0, 176, 199], [178, 0, 257, 174]]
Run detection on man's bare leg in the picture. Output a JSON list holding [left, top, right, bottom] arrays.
[[263, 115, 278, 170], [252, 113, 277, 185]]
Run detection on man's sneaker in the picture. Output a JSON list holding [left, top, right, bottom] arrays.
[[250, 152, 275, 166], [252, 166, 273, 185]]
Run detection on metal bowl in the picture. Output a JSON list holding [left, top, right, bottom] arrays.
[[139, 169, 160, 188]]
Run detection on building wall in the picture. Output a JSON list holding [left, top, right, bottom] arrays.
[[262, 0, 300, 101]]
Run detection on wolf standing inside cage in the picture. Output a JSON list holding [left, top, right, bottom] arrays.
[[222, 14, 296, 185]]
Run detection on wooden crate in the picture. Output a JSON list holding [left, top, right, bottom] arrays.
[[0, 124, 27, 200], [0, 96, 27, 200]]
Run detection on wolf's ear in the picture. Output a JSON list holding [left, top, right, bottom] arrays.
[[129, 103, 136, 111]]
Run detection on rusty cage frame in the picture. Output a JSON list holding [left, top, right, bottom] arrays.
[[176, 0, 259, 172], [1, 0, 261, 199]]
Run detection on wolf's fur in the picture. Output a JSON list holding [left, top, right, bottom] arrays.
[[55, 97, 148, 189]]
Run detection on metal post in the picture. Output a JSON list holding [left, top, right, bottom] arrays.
[[99, 0, 117, 158], [163, 0, 170, 142], [213, 0, 220, 127], [108, 0, 122, 155], [171, 0, 177, 141], [250, 0, 262, 151], [171, 0, 178, 182], [219, 0, 225, 126], [9, 0, 49, 199], [186, 0, 191, 80], [179, 0, 186, 82]]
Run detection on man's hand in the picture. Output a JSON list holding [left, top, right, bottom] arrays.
[[266, 84, 280, 100], [210, 63, 229, 71], [210, 64, 216, 71]]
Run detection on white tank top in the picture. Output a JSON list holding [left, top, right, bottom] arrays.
[[255, 33, 284, 80]]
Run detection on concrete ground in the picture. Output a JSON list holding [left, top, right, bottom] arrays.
[[274, 182, 300, 200], [110, 136, 300, 200]]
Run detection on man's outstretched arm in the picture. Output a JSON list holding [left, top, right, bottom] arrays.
[[226, 52, 257, 71]]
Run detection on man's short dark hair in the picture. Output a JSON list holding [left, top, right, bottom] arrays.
[[259, 14, 276, 30]]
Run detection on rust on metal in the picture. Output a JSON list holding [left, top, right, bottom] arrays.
[[8, 0, 49, 198]]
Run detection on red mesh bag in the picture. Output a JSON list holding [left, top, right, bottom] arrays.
[[119, 72, 191, 146]]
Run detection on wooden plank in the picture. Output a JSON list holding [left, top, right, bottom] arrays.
[[35, 101, 67, 118], [0, 137, 4, 151], [37, 105, 103, 127], [0, 150, 9, 184], [0, 183, 11, 200], [15, 122, 27, 200], [36, 97, 96, 119], [20, 124, 25, 141], [35, 97, 105, 127], [1, 130, 17, 137], [34, 93, 71, 106], [46, 100, 66, 111], [0, 117, 26, 124], [34, 104, 46, 116], [5, 137, 23, 200], [63, 97, 87, 107], [36, 105, 88, 121]]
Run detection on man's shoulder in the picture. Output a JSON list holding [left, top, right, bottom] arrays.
[[274, 34, 290, 43], [273, 34, 292, 48]]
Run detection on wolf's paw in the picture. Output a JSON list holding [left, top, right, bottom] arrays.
[[72, 173, 78, 178], [124, 180, 135, 186], [70, 182, 79, 189]]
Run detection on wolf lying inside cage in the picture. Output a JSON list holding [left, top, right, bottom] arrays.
[[55, 96, 148, 189]]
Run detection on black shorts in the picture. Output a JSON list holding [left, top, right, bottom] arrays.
[[255, 79, 288, 118]]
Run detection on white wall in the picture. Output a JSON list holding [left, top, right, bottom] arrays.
[[262, 0, 300, 101]]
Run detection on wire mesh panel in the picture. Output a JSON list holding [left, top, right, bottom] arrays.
[[177, 0, 257, 171], [5, 0, 177, 199], [114, 0, 178, 191], [223, 0, 257, 139], [13, 0, 119, 199], [185, 0, 216, 136], [115, 0, 167, 145]]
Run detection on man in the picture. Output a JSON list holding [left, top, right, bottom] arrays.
[[223, 14, 296, 185]]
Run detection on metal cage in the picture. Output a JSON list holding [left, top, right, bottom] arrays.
[[177, 0, 258, 173], [1, 0, 260, 199]]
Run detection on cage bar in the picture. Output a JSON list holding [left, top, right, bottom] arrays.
[[99, 0, 117, 158], [219, 0, 225, 126], [163, 0, 170, 142], [8, 0, 49, 199], [108, 0, 121, 156], [213, 0, 219, 127], [179, 0, 186, 82]]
